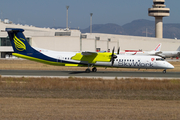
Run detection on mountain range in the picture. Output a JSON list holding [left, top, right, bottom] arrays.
[[80, 19, 180, 39]]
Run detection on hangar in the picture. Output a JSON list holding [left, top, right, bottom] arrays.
[[0, 19, 180, 58]]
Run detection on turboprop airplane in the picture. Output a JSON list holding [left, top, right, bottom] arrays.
[[6, 28, 174, 73]]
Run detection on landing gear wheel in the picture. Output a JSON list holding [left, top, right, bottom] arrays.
[[163, 70, 166, 74], [85, 68, 91, 73], [92, 67, 97, 72]]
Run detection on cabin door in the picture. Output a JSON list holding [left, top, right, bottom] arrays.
[[57, 56, 63, 63]]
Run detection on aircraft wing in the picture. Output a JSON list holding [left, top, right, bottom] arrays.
[[81, 51, 97, 56], [154, 51, 166, 57], [155, 51, 162, 55], [71, 51, 112, 64]]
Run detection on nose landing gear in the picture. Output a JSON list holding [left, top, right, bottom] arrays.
[[163, 69, 166, 73]]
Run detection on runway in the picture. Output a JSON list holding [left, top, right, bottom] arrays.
[[0, 70, 180, 79]]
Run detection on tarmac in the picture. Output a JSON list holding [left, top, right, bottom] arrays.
[[0, 70, 180, 79]]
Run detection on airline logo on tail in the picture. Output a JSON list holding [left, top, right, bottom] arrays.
[[13, 34, 26, 51], [154, 43, 161, 52]]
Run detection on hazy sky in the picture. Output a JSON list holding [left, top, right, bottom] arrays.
[[0, 0, 179, 29]]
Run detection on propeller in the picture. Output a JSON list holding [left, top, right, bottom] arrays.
[[117, 47, 120, 55], [111, 47, 117, 67]]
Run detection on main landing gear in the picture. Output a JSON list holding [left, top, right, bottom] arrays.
[[85, 68, 91, 73], [85, 67, 97, 73], [92, 67, 97, 72]]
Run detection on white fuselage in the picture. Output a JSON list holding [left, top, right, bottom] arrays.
[[95, 55, 174, 69], [35, 48, 174, 70]]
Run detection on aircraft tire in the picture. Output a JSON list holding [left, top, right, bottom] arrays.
[[92, 67, 97, 72], [85, 68, 91, 73], [163, 70, 166, 74]]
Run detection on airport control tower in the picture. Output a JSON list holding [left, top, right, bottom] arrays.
[[148, 0, 170, 38]]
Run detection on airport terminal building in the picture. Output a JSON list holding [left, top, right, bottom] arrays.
[[0, 19, 180, 58]]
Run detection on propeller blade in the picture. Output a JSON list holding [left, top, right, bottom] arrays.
[[117, 47, 120, 55], [111, 47, 115, 60], [112, 47, 115, 54], [111, 47, 117, 67], [111, 60, 114, 67]]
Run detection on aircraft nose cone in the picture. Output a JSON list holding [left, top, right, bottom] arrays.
[[167, 63, 174, 69]]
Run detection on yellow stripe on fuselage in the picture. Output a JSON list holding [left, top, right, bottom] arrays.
[[65, 64, 82, 67], [12, 53, 64, 66], [12, 53, 86, 67]]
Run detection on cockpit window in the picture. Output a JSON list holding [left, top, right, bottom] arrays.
[[156, 58, 165, 61]]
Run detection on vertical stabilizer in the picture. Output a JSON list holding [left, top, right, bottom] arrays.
[[6, 28, 35, 53], [176, 46, 180, 51], [154, 43, 161, 52]]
